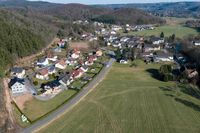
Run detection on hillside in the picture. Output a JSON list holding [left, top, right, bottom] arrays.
[[92, 8, 165, 25], [44, 4, 164, 25], [0, 1, 165, 25], [100, 2, 200, 18]]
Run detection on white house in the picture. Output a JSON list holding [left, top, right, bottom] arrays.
[[36, 68, 49, 80], [193, 41, 200, 46], [152, 37, 164, 45], [47, 53, 58, 62], [37, 58, 49, 67], [154, 54, 173, 62], [59, 74, 74, 87], [80, 65, 88, 72], [9, 78, 26, 94], [71, 49, 80, 59], [120, 59, 128, 64], [10, 67, 25, 79]]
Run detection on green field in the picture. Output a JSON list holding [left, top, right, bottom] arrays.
[[123, 25, 199, 38], [38, 60, 200, 133], [23, 89, 77, 121]]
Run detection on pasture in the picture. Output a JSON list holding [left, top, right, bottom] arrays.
[[123, 24, 199, 38], [38, 60, 200, 133]]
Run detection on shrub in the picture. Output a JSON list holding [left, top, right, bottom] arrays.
[[33, 81, 39, 86]]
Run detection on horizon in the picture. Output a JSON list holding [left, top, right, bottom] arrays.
[[28, 0, 200, 5]]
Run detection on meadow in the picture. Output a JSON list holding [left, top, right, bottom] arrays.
[[123, 25, 199, 38], [38, 60, 200, 133]]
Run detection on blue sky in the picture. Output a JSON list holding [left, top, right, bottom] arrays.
[[28, 0, 200, 4]]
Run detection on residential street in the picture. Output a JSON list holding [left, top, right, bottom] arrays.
[[21, 58, 115, 133]]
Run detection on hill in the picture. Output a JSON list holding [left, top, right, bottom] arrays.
[[99, 2, 200, 18], [0, 1, 165, 25], [92, 8, 165, 25]]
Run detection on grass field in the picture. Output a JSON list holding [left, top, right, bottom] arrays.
[[122, 25, 199, 38], [22, 89, 77, 121], [38, 60, 200, 133]]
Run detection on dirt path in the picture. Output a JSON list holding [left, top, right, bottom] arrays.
[[3, 78, 15, 130], [15, 37, 59, 67]]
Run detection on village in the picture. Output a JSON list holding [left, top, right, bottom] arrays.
[[7, 20, 200, 124]]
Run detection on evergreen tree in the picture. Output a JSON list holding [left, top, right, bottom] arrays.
[[160, 32, 164, 38]]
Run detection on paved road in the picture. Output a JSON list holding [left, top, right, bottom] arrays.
[[21, 58, 115, 133]]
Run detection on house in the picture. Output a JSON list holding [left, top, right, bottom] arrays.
[[96, 50, 103, 57], [43, 81, 62, 95], [120, 59, 128, 64], [154, 52, 173, 62], [71, 69, 84, 79], [53, 47, 62, 53], [193, 40, 200, 46], [59, 74, 74, 86], [71, 49, 80, 59], [80, 65, 88, 72], [37, 58, 49, 67], [46, 52, 58, 62], [110, 30, 117, 35], [85, 55, 97, 66], [144, 44, 161, 52], [186, 69, 199, 79], [47, 65, 56, 74], [57, 40, 65, 48], [9, 78, 26, 94], [55, 59, 67, 69], [10, 67, 25, 79], [66, 58, 77, 66], [151, 37, 164, 45], [36, 68, 49, 80]]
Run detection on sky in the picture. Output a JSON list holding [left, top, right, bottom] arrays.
[[28, 0, 200, 5]]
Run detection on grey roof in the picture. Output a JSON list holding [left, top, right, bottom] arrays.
[[48, 65, 56, 72], [45, 81, 61, 89], [59, 74, 71, 83], [11, 67, 24, 73], [151, 37, 162, 41], [81, 65, 88, 70], [9, 77, 24, 87], [38, 58, 47, 63]]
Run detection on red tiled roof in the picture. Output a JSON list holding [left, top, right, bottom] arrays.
[[38, 68, 48, 76], [57, 59, 66, 66]]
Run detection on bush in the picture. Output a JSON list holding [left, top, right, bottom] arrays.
[[33, 81, 39, 86], [163, 74, 174, 82], [160, 64, 172, 75]]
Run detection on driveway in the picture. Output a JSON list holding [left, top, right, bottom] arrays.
[[21, 58, 115, 133]]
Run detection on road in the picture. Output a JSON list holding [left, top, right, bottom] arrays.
[[21, 58, 115, 133]]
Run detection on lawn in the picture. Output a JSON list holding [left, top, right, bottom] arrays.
[[22, 89, 77, 121], [122, 24, 199, 38], [38, 60, 200, 133]]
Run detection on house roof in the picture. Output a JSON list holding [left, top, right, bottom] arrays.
[[46, 52, 54, 58], [48, 65, 56, 72], [59, 74, 71, 83], [81, 65, 88, 70], [11, 67, 24, 73], [57, 59, 66, 66], [38, 68, 48, 76], [45, 81, 61, 89], [38, 58, 47, 63], [9, 77, 25, 87], [151, 37, 163, 42], [72, 69, 83, 78]]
